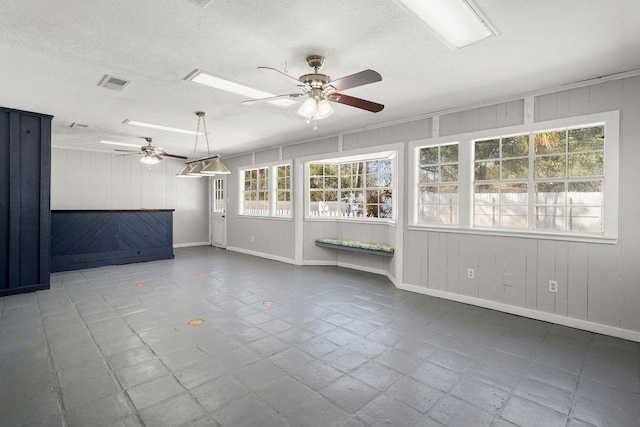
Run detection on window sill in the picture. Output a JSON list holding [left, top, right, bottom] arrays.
[[306, 217, 396, 227], [238, 215, 293, 222], [407, 224, 617, 244]]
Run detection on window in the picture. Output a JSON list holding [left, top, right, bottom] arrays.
[[212, 178, 224, 213], [242, 167, 269, 215], [418, 143, 459, 225], [474, 134, 529, 228], [308, 154, 394, 220], [276, 164, 291, 216], [474, 125, 605, 232], [411, 111, 618, 240], [240, 163, 292, 217], [533, 126, 604, 232]]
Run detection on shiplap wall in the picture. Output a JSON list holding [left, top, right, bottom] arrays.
[[223, 75, 640, 337], [224, 153, 297, 261], [51, 148, 209, 246], [403, 77, 640, 334]]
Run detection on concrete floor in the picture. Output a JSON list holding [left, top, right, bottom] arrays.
[[0, 246, 638, 426]]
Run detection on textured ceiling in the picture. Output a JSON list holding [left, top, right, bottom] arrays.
[[1, 0, 639, 158]]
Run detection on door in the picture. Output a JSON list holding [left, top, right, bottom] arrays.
[[210, 176, 227, 248]]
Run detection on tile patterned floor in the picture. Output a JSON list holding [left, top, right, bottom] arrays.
[[1, 246, 639, 426]]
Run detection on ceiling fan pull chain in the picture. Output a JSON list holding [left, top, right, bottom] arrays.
[[284, 61, 288, 74]]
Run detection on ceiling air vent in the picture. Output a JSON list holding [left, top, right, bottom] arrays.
[[186, 0, 212, 8], [98, 75, 131, 91], [70, 122, 89, 129]]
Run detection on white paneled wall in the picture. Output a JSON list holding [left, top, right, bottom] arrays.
[[403, 77, 640, 338], [440, 100, 524, 136], [51, 148, 209, 246], [219, 75, 640, 340], [342, 119, 431, 151], [304, 221, 338, 262]]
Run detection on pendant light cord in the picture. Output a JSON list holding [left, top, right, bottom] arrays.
[[192, 116, 201, 161], [191, 113, 212, 162], [202, 115, 211, 157]]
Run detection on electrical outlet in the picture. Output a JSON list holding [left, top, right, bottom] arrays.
[[251, 235, 255, 242], [549, 280, 558, 293], [467, 268, 474, 279]]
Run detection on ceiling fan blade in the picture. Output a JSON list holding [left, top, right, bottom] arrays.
[[242, 93, 304, 105], [327, 93, 384, 113], [162, 153, 188, 160], [116, 153, 140, 157], [323, 69, 382, 92], [113, 149, 141, 153], [258, 67, 302, 87]]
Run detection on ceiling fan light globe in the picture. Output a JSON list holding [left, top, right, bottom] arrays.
[[201, 156, 231, 174], [315, 99, 334, 120], [297, 98, 318, 119], [140, 155, 161, 165]]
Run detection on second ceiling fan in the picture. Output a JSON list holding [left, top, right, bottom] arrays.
[[114, 137, 187, 165], [243, 55, 384, 121]]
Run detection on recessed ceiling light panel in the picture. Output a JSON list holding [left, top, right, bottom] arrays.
[[123, 119, 203, 135], [185, 69, 297, 107], [394, 0, 497, 50], [99, 140, 141, 148]]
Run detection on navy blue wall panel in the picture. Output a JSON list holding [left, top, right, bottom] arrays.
[[0, 107, 52, 297], [0, 111, 10, 289], [117, 211, 171, 250], [0, 111, 9, 289], [19, 114, 43, 288], [51, 210, 174, 272]]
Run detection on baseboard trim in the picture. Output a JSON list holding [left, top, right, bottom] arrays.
[[336, 261, 387, 277], [226, 246, 297, 265], [398, 282, 640, 343], [302, 259, 398, 286], [302, 260, 336, 266], [173, 242, 210, 248]]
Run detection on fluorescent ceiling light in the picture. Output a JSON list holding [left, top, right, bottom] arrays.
[[394, 0, 496, 49], [123, 119, 202, 135], [185, 69, 297, 108], [99, 140, 141, 148]]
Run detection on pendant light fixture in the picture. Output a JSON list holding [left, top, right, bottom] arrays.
[[176, 111, 230, 178]]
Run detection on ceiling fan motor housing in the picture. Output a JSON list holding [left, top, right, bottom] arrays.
[[306, 55, 325, 71], [300, 55, 331, 95], [299, 73, 330, 88]]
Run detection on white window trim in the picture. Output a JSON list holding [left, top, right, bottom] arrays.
[[409, 110, 620, 243], [303, 148, 399, 224], [238, 160, 293, 219]]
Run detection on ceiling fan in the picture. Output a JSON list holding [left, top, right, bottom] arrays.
[[243, 55, 384, 121], [113, 137, 187, 165]]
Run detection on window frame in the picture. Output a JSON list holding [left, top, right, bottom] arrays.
[[417, 142, 460, 226], [239, 161, 293, 219], [304, 150, 397, 224], [409, 111, 619, 243]]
